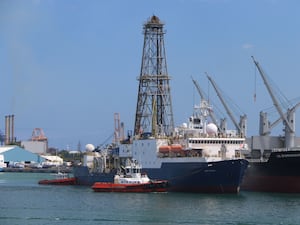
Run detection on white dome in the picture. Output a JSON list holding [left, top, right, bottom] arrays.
[[85, 144, 95, 151], [206, 123, 218, 135]]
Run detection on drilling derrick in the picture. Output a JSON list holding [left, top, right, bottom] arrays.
[[134, 15, 174, 137]]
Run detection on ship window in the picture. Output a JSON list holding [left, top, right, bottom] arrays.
[[194, 118, 201, 124]]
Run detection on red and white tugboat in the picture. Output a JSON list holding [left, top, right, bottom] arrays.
[[91, 159, 168, 193]]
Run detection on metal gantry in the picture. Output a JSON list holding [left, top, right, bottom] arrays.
[[134, 15, 174, 137]]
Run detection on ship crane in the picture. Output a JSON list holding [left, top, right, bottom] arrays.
[[251, 56, 300, 148], [191, 77, 225, 135], [259, 111, 282, 136], [206, 73, 247, 137]]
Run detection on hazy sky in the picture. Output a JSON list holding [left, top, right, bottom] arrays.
[[1, 0, 300, 150]]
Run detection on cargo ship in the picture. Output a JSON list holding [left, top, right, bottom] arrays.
[[240, 57, 300, 192], [73, 15, 249, 193], [241, 149, 300, 192]]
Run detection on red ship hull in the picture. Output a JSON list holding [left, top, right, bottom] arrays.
[[242, 175, 300, 193], [38, 177, 77, 185], [92, 180, 168, 193]]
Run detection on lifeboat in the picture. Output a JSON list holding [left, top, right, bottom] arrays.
[[158, 146, 171, 153], [159, 144, 183, 153]]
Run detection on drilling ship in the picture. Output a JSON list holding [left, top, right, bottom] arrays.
[[73, 15, 248, 193]]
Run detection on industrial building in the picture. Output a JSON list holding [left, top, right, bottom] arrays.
[[0, 115, 63, 169], [21, 141, 47, 155], [0, 145, 64, 168], [0, 146, 44, 166]]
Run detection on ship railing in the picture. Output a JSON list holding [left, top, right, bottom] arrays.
[[272, 148, 289, 152], [246, 158, 268, 163]]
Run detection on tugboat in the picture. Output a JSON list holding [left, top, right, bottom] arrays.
[[38, 176, 77, 185], [38, 167, 77, 185], [91, 159, 168, 193]]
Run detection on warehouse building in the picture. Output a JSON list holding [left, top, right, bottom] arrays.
[[0, 146, 44, 167]]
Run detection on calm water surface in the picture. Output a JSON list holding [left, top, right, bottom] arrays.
[[0, 172, 300, 225]]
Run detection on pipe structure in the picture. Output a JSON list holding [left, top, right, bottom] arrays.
[[5, 116, 9, 145], [11, 114, 15, 143]]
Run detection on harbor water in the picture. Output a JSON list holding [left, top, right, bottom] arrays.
[[1, 173, 300, 225]]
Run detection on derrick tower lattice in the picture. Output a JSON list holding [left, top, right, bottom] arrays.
[[134, 16, 174, 137]]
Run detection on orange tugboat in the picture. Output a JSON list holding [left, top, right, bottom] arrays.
[[38, 177, 77, 185], [91, 159, 168, 193], [38, 173, 77, 185]]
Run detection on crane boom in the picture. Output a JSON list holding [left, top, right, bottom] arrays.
[[191, 76, 205, 100], [206, 73, 242, 133], [251, 56, 294, 133]]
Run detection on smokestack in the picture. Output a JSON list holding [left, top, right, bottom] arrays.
[[11, 114, 14, 143], [8, 115, 11, 143], [5, 116, 9, 145], [4, 115, 15, 145]]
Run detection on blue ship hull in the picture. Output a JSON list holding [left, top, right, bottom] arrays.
[[73, 159, 248, 193]]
